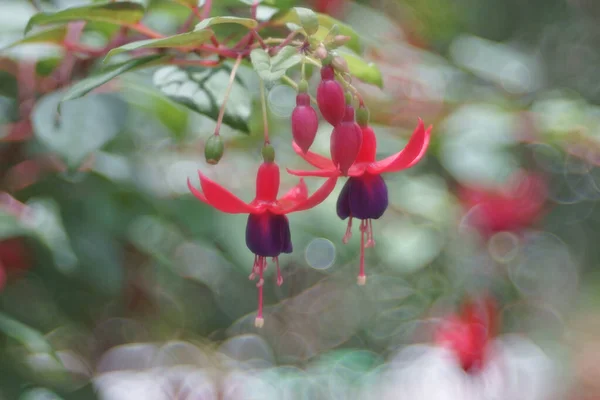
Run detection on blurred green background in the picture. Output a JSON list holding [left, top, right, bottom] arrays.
[[1, 0, 600, 398]]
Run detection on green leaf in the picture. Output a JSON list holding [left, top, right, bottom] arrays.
[[0, 210, 27, 241], [32, 91, 128, 168], [316, 14, 362, 53], [36, 57, 62, 77], [0, 71, 18, 98], [153, 65, 252, 133], [61, 55, 164, 103], [2, 26, 67, 50], [292, 7, 318, 35], [24, 1, 145, 34], [104, 29, 214, 62], [337, 49, 383, 88], [250, 46, 301, 83], [0, 312, 55, 354], [170, 0, 198, 7], [276, 10, 362, 53], [194, 16, 258, 30]]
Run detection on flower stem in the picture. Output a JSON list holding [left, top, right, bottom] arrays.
[[214, 55, 243, 136], [201, 0, 212, 20], [259, 79, 270, 144], [127, 23, 163, 39], [281, 75, 317, 105]]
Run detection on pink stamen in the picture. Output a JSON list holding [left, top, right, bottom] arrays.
[[255, 256, 266, 328], [343, 216, 353, 244], [366, 219, 376, 248], [358, 220, 367, 285], [275, 257, 283, 286]]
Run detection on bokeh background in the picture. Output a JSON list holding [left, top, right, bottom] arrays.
[[2, 0, 600, 398]]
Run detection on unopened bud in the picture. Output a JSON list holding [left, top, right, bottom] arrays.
[[262, 143, 275, 163], [315, 45, 328, 60], [332, 55, 349, 74], [204, 135, 224, 165], [331, 35, 351, 48]]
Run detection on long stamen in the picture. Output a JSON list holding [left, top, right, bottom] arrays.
[[274, 257, 283, 286], [249, 254, 258, 280], [343, 216, 353, 244], [255, 257, 266, 328], [366, 219, 376, 248], [358, 220, 367, 285]]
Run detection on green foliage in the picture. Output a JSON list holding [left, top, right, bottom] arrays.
[[153, 65, 252, 133], [24, 1, 145, 34]]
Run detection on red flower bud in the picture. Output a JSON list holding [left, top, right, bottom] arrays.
[[330, 105, 362, 175], [291, 93, 319, 153], [317, 66, 345, 126]]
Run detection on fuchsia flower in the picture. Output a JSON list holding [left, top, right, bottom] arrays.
[[288, 115, 432, 284], [459, 171, 547, 236], [187, 157, 337, 327], [434, 296, 498, 373]]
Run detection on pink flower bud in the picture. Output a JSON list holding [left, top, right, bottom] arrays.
[[330, 105, 363, 175], [317, 65, 345, 126], [291, 93, 319, 153]]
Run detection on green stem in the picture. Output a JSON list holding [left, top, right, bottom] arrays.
[[281, 75, 317, 105], [259, 79, 270, 144], [214, 55, 243, 136]]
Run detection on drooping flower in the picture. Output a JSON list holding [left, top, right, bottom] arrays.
[[316, 65, 345, 126], [288, 112, 432, 284], [459, 171, 547, 237], [330, 102, 362, 175], [187, 153, 337, 327], [434, 296, 498, 373], [291, 81, 319, 153]]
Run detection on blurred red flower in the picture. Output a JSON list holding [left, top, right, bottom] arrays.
[[0, 237, 31, 290], [459, 171, 548, 236]]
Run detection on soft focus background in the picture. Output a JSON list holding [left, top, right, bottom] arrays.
[[2, 0, 600, 399]]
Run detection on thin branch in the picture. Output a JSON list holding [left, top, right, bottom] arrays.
[[259, 79, 269, 144], [214, 55, 243, 136]]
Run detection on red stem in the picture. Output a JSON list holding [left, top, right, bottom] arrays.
[[127, 23, 163, 39], [201, 0, 212, 20], [170, 59, 221, 67]]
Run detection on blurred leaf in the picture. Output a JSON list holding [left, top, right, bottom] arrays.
[[32, 91, 128, 168], [61, 54, 164, 103], [25, 1, 145, 34], [104, 29, 214, 62], [2, 26, 67, 50], [195, 16, 258, 30], [250, 46, 301, 83], [19, 388, 65, 400], [26, 198, 78, 274], [35, 57, 62, 77], [0, 312, 54, 354], [153, 65, 251, 133], [0, 210, 27, 240], [276, 11, 362, 53], [289, 7, 319, 35], [170, 0, 198, 7], [0, 71, 18, 98], [120, 78, 189, 141], [336, 48, 383, 88]]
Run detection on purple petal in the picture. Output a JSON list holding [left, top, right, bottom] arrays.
[[336, 178, 353, 220], [348, 174, 389, 220]]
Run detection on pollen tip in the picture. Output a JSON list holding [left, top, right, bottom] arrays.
[[254, 317, 265, 328], [357, 275, 366, 285]]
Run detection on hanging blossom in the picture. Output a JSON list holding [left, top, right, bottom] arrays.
[[459, 170, 547, 237], [288, 109, 432, 284], [187, 147, 337, 327], [434, 295, 498, 373]]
